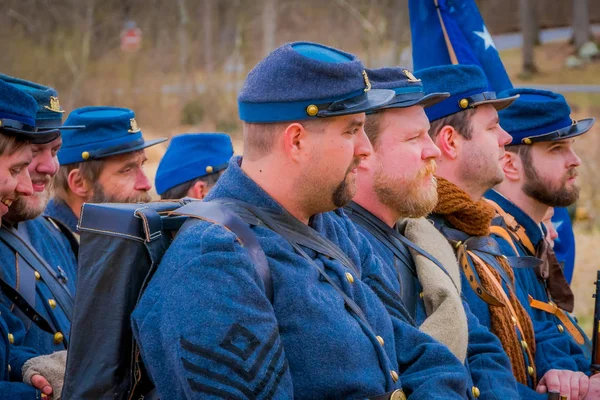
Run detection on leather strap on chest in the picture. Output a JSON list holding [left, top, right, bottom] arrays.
[[528, 295, 584, 344], [486, 200, 535, 254]]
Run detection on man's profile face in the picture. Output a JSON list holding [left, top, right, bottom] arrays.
[[458, 104, 511, 192], [300, 112, 371, 211], [0, 144, 33, 223], [90, 150, 152, 204], [372, 106, 440, 218], [521, 139, 581, 207], [6, 136, 62, 222]]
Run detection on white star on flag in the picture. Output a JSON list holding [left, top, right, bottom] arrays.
[[475, 25, 496, 51]]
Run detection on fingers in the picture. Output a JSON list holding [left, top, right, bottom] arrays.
[[30, 374, 53, 395], [576, 372, 589, 400], [568, 371, 580, 400], [543, 370, 562, 394]]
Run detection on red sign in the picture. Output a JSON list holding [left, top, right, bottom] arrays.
[[121, 27, 142, 53]]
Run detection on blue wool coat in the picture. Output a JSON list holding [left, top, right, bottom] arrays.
[[0, 216, 77, 391], [353, 219, 536, 400], [485, 190, 590, 372], [0, 314, 39, 397], [430, 214, 551, 399], [45, 199, 79, 233], [132, 157, 471, 400]]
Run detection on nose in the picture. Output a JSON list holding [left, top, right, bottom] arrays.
[[356, 127, 373, 160], [423, 135, 441, 160], [498, 126, 512, 147], [35, 150, 59, 176], [16, 170, 33, 197], [135, 169, 152, 192], [567, 148, 582, 168]]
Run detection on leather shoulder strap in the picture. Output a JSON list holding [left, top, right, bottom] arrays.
[[0, 226, 74, 320], [44, 216, 80, 260], [486, 199, 535, 254], [171, 200, 273, 302]]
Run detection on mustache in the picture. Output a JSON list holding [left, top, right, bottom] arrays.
[[30, 174, 51, 186], [416, 160, 437, 179], [566, 168, 578, 180], [346, 157, 362, 173]]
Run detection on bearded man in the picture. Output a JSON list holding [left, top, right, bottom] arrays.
[[132, 42, 472, 400], [45, 106, 166, 234], [485, 88, 595, 365], [344, 66, 524, 399], [420, 64, 593, 399], [0, 75, 79, 399]]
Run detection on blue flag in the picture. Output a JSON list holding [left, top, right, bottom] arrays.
[[409, 0, 513, 92], [551, 207, 576, 284]]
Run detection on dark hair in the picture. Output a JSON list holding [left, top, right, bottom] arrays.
[[0, 132, 30, 156], [505, 143, 533, 173], [364, 112, 383, 149], [53, 160, 105, 201], [160, 169, 224, 200], [428, 109, 476, 140]]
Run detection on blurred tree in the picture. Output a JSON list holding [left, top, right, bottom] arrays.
[[519, 0, 538, 77], [573, 0, 591, 50]]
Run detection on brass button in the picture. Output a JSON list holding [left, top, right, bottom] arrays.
[[81, 151, 90, 160], [390, 389, 407, 400], [557, 324, 565, 333], [511, 316, 517, 325], [306, 104, 318, 116], [54, 332, 64, 345], [376, 335, 385, 346], [34, 271, 41, 280], [527, 366, 535, 377], [345, 272, 354, 284], [205, 165, 214, 174], [459, 98, 469, 109], [7, 364, 10, 373], [472, 386, 481, 398], [523, 138, 532, 145], [390, 370, 399, 382], [419, 292, 424, 299], [521, 340, 528, 351], [48, 299, 57, 309], [7, 333, 13, 344]]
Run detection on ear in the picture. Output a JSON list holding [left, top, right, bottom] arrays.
[[67, 169, 91, 199], [501, 151, 522, 182], [282, 122, 309, 163], [434, 125, 460, 160], [187, 180, 208, 199]]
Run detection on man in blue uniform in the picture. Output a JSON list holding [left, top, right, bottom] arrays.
[[0, 77, 68, 398], [419, 64, 591, 399], [156, 132, 233, 199], [345, 65, 534, 398], [45, 106, 166, 233], [485, 89, 594, 363], [132, 42, 472, 399]]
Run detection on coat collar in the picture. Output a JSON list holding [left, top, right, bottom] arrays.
[[485, 189, 545, 248], [44, 198, 79, 233]]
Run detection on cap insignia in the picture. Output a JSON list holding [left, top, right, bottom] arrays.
[[44, 96, 65, 113], [128, 118, 141, 133], [403, 69, 421, 83], [362, 70, 371, 92]]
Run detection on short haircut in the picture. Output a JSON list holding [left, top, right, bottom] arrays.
[[53, 160, 104, 202], [243, 119, 326, 160], [160, 169, 225, 200], [428, 108, 476, 140], [364, 112, 383, 149], [505, 143, 533, 173], [0, 133, 30, 156]]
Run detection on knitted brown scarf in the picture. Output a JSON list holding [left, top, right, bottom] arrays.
[[435, 177, 537, 385]]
